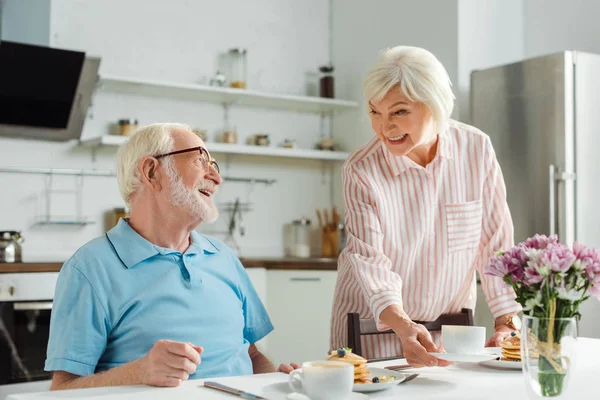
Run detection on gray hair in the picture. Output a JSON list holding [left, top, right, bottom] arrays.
[[116, 122, 191, 206], [363, 46, 455, 133]]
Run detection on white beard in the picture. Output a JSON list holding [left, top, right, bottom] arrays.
[[165, 163, 219, 224]]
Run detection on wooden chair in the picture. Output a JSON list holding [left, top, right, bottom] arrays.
[[347, 308, 474, 360]]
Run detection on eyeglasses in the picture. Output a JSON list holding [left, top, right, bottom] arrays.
[[154, 146, 220, 174]]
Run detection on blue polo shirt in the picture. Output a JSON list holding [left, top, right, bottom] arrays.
[[45, 219, 273, 379]]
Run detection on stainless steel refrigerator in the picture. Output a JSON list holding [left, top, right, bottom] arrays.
[[470, 51, 600, 339]]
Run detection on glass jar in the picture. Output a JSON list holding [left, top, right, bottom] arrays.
[[223, 126, 238, 144], [227, 48, 247, 89], [291, 218, 311, 258], [319, 65, 334, 98]]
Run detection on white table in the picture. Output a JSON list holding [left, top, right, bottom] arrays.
[[7, 338, 600, 400]]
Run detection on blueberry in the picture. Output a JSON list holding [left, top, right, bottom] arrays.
[[510, 331, 517, 337], [337, 348, 347, 357], [372, 377, 380, 383]]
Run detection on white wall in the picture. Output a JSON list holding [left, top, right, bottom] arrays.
[[457, 0, 524, 123], [0, 0, 337, 260], [524, 0, 600, 58]]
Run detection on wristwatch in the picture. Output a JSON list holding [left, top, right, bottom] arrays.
[[494, 314, 522, 331]]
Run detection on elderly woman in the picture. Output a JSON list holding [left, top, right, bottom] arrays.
[[330, 46, 522, 368]]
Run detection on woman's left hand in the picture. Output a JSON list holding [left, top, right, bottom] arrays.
[[485, 325, 516, 347]]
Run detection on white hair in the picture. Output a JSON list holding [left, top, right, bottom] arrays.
[[116, 122, 191, 206], [363, 46, 455, 133]]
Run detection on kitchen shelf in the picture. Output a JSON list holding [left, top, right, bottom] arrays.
[[98, 75, 360, 114], [33, 217, 95, 227], [79, 136, 351, 161]]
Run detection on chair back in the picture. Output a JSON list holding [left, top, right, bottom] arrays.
[[347, 308, 474, 358]]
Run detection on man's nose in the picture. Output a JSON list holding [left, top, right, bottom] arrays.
[[207, 164, 222, 185]]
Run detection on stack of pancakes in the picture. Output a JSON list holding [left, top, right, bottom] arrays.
[[328, 350, 370, 383], [500, 332, 521, 362]]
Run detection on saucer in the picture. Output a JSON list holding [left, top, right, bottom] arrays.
[[286, 392, 369, 400], [353, 367, 408, 393], [428, 347, 500, 363], [479, 358, 522, 370]]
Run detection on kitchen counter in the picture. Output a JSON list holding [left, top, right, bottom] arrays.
[[0, 257, 338, 273], [241, 257, 338, 270]]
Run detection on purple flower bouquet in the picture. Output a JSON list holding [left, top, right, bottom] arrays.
[[486, 234, 600, 397]]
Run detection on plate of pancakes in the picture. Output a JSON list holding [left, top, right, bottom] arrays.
[[480, 332, 522, 370], [327, 349, 407, 393]]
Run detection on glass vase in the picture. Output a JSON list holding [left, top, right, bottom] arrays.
[[522, 316, 577, 398]]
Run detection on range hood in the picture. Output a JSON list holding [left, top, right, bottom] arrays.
[[0, 40, 100, 141]]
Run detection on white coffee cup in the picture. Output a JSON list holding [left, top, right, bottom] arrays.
[[288, 360, 353, 400], [441, 325, 486, 354]]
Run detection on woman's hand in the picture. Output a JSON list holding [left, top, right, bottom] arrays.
[[396, 323, 453, 368], [380, 305, 452, 368], [485, 325, 515, 347]]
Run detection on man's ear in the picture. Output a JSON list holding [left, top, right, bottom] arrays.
[[139, 157, 163, 190]]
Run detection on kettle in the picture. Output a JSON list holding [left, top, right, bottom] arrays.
[[0, 231, 24, 263]]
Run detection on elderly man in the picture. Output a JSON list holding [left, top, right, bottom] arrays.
[[45, 123, 298, 390]]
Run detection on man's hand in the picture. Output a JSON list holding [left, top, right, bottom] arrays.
[[138, 340, 203, 387], [485, 325, 515, 347], [277, 363, 302, 374], [397, 323, 453, 368]]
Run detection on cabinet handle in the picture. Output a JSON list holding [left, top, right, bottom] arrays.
[[549, 164, 556, 235], [289, 277, 321, 282], [14, 302, 53, 311]]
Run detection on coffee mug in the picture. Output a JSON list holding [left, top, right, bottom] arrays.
[[442, 325, 486, 354], [288, 360, 353, 400]]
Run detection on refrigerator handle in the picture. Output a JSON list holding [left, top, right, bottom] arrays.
[[549, 165, 556, 235]]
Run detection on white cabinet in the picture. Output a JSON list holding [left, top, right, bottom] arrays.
[[245, 267, 268, 355], [265, 270, 337, 365]]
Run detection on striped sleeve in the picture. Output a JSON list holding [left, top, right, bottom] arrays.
[[342, 163, 404, 330], [475, 137, 522, 318]]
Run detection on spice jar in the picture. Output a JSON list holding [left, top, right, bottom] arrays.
[[118, 119, 138, 136], [223, 129, 238, 144], [227, 48, 247, 89], [291, 218, 311, 258], [319, 65, 334, 98]]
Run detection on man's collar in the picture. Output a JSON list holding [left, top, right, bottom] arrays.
[[190, 230, 221, 254], [106, 219, 221, 269]]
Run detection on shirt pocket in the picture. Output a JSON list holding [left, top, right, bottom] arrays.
[[445, 200, 483, 253]]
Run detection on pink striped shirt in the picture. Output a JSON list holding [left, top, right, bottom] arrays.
[[330, 120, 522, 359]]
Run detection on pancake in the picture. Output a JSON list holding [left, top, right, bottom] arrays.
[[500, 332, 521, 361], [354, 371, 371, 380], [329, 348, 371, 383], [328, 350, 368, 366]]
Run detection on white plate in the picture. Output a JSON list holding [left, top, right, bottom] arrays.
[[287, 392, 369, 400], [352, 367, 408, 393], [428, 347, 500, 363], [479, 358, 522, 370]]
